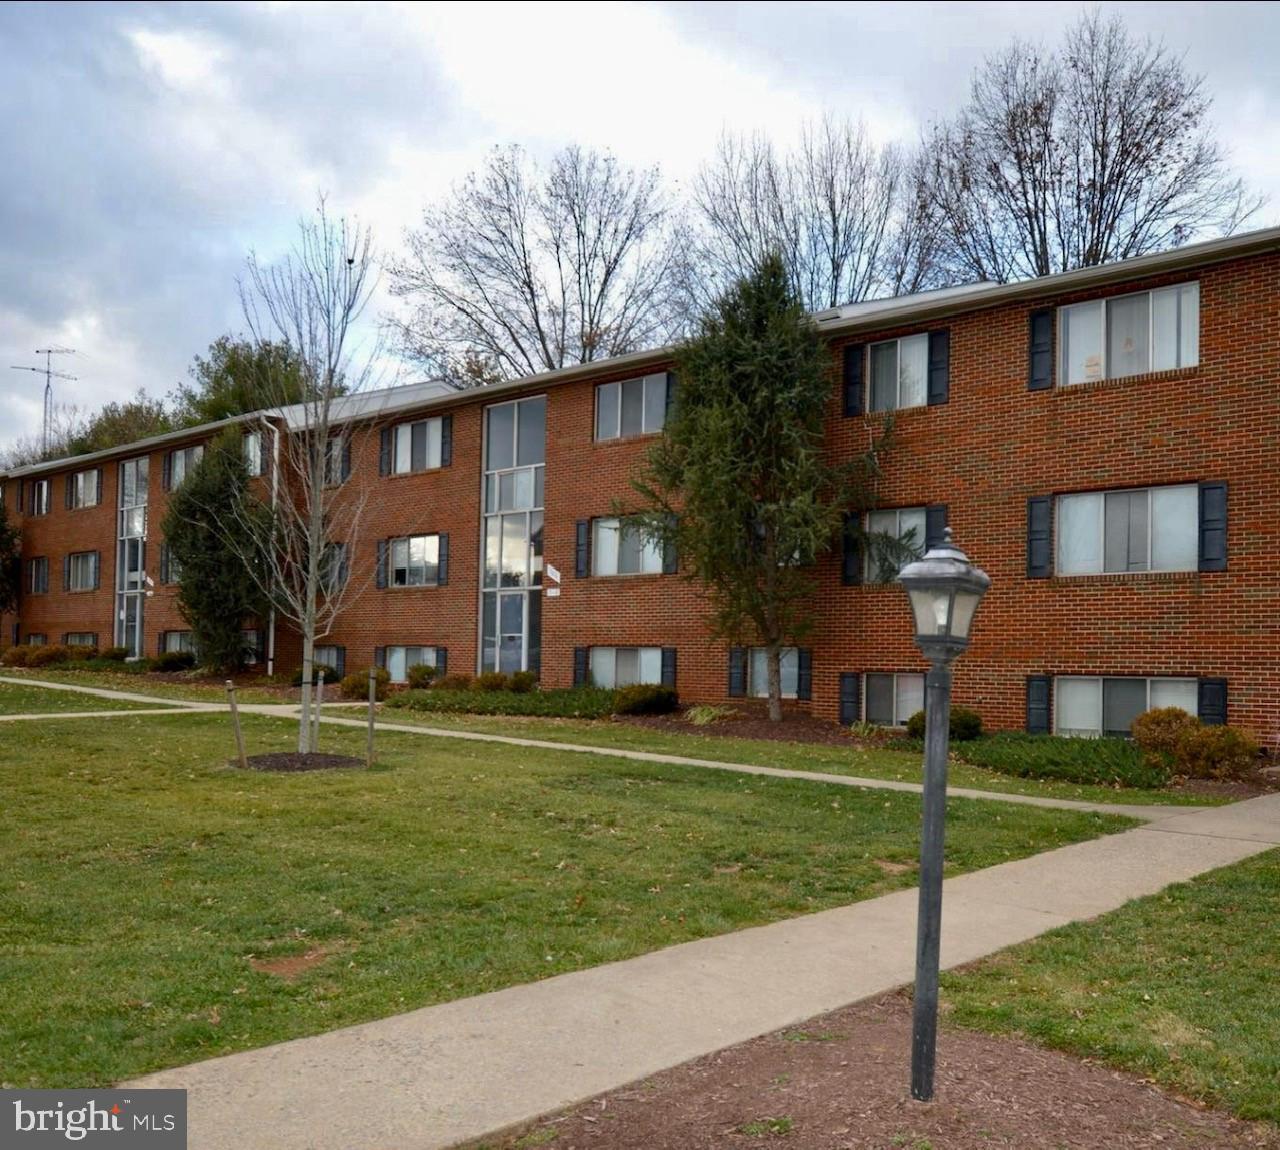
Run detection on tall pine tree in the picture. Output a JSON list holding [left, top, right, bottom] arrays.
[[161, 429, 270, 673], [636, 254, 890, 720]]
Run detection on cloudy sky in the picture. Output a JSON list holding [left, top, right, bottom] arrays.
[[2, 1, 1278, 452]]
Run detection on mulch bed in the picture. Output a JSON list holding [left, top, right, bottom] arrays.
[[620, 706, 866, 749], [484, 993, 1279, 1149], [239, 752, 365, 772]]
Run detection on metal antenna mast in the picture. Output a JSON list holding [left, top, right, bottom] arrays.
[[9, 347, 76, 453]]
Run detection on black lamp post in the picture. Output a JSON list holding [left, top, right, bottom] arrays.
[[896, 527, 990, 1102]]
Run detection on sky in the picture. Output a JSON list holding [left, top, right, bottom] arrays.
[[2, 0, 1278, 453]]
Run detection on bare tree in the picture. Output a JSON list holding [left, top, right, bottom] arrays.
[[213, 199, 382, 754], [389, 144, 683, 385], [922, 11, 1264, 283], [687, 115, 939, 312]]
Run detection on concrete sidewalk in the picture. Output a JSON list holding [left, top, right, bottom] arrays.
[[131, 792, 1280, 1150], [0, 674, 205, 708]]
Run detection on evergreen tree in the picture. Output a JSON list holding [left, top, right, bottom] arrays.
[[0, 500, 19, 616], [161, 430, 270, 673], [635, 254, 890, 721], [171, 336, 312, 426]]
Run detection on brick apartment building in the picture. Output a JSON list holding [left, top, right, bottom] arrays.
[[3, 227, 1278, 746]]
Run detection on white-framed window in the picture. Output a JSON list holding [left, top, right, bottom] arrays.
[[69, 469, 100, 509], [241, 629, 261, 665], [168, 445, 204, 489], [866, 507, 928, 583], [1059, 283, 1199, 386], [390, 535, 441, 587], [320, 543, 348, 594], [30, 479, 50, 516], [1057, 484, 1197, 576], [592, 518, 663, 576], [869, 334, 929, 412], [313, 645, 343, 677], [595, 375, 668, 441], [68, 551, 98, 592], [28, 557, 48, 594], [590, 646, 663, 688], [865, 672, 925, 727], [163, 630, 195, 654], [385, 645, 439, 683], [64, 632, 97, 647], [748, 647, 799, 699], [243, 431, 263, 477], [27, 633, 47, 647], [392, 417, 444, 474], [1055, 676, 1197, 738]]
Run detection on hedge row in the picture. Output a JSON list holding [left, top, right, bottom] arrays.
[[384, 684, 678, 719]]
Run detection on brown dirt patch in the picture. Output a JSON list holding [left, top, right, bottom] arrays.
[[247, 947, 334, 980], [240, 752, 365, 772], [482, 993, 1278, 1150], [621, 704, 862, 748]]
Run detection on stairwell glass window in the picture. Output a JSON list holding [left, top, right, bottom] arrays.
[[1055, 676, 1197, 738], [30, 479, 50, 516], [869, 334, 928, 412], [385, 645, 438, 683], [864, 672, 925, 726], [168, 445, 204, 488], [69, 469, 100, 509], [866, 507, 927, 583], [593, 518, 662, 576], [392, 417, 444, 473], [1057, 484, 1198, 575], [748, 647, 799, 699], [596, 375, 668, 440], [590, 647, 662, 688], [390, 535, 441, 586], [68, 551, 98, 592], [1059, 283, 1199, 385], [243, 432, 263, 477]]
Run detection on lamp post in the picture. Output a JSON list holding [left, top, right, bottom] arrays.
[[897, 527, 990, 1102]]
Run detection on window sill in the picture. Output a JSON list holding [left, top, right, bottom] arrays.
[[593, 431, 663, 447], [587, 571, 669, 580], [1049, 570, 1206, 586], [1052, 365, 1199, 394], [383, 467, 446, 480]]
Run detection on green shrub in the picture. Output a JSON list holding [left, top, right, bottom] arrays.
[[81, 656, 153, 674], [686, 704, 737, 726], [99, 647, 130, 662], [955, 732, 1167, 789], [1174, 724, 1259, 780], [476, 671, 511, 692], [614, 684, 678, 716], [1131, 707, 1202, 771], [510, 670, 538, 694], [26, 644, 73, 668], [904, 706, 984, 742], [405, 662, 438, 690], [153, 651, 197, 673], [291, 665, 338, 687], [65, 646, 98, 662], [433, 673, 474, 692], [339, 668, 389, 701], [0, 645, 32, 667], [386, 686, 617, 719]]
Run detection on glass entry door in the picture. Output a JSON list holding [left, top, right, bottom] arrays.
[[481, 397, 545, 674], [115, 457, 148, 657]]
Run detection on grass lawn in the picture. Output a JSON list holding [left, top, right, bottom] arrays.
[[0, 711, 1132, 1087], [942, 849, 1280, 1123], [0, 666, 286, 704], [371, 712, 1218, 808], [0, 681, 183, 715]]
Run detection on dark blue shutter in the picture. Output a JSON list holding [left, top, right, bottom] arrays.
[[796, 648, 813, 701], [64, 475, 74, 509], [575, 520, 590, 577], [158, 631, 167, 655], [1027, 496, 1053, 578], [842, 345, 864, 416], [1198, 482, 1227, 572], [341, 441, 352, 483], [927, 330, 950, 406], [162, 452, 172, 491], [440, 414, 453, 467], [435, 648, 447, 676], [1197, 678, 1227, 726], [663, 372, 677, 421], [573, 647, 589, 687], [92, 550, 100, 590], [62, 555, 71, 592], [1026, 676, 1051, 734], [376, 540, 388, 589], [257, 436, 268, 477], [437, 534, 449, 585], [842, 512, 862, 585], [374, 647, 386, 669], [727, 647, 747, 697], [334, 647, 347, 679], [159, 544, 170, 586], [661, 647, 677, 689], [662, 517, 678, 575], [925, 505, 948, 549], [838, 672, 861, 725], [379, 427, 392, 475], [1028, 308, 1054, 390]]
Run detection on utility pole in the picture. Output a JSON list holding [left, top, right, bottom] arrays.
[[9, 347, 76, 454]]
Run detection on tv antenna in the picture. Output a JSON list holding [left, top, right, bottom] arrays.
[[10, 347, 76, 454]]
